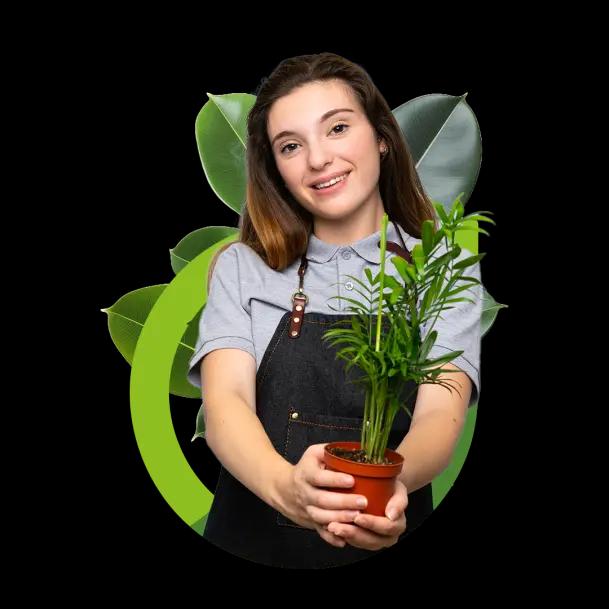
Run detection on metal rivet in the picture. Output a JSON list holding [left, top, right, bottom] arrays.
[[291, 412, 299, 419], [291, 330, 298, 336], [294, 316, 300, 323], [296, 305, 302, 311]]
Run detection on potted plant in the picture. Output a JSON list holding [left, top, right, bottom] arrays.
[[320, 194, 494, 517]]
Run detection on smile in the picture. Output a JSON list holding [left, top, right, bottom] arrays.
[[310, 172, 350, 195]]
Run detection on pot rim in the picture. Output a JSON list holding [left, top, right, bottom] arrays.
[[324, 441, 404, 473]]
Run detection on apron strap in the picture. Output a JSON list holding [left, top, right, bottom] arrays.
[[289, 253, 309, 339], [378, 220, 413, 263]]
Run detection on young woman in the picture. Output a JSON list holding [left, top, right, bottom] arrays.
[[187, 52, 481, 569]]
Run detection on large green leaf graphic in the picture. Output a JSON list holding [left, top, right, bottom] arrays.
[[102, 286, 201, 399], [482, 288, 508, 338], [192, 404, 205, 442], [393, 92, 482, 213], [102, 285, 167, 366], [170, 226, 239, 275], [102, 228, 240, 398], [194, 92, 255, 214]]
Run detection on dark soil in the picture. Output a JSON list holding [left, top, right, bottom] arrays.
[[328, 446, 395, 465]]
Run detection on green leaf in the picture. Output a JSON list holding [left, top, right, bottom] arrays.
[[102, 232, 241, 399], [432, 229, 445, 250], [482, 287, 509, 338], [170, 226, 239, 276], [325, 295, 370, 315], [341, 273, 379, 296], [434, 202, 449, 224], [102, 285, 167, 366], [389, 257, 414, 286], [392, 93, 481, 214], [463, 212, 496, 225], [443, 284, 476, 299], [102, 285, 202, 399], [195, 92, 256, 215], [419, 329, 438, 362], [420, 350, 465, 369], [192, 403, 206, 441], [452, 194, 465, 221], [453, 253, 486, 270], [411, 243, 426, 275], [342, 285, 375, 308], [422, 220, 435, 256], [427, 249, 456, 270], [382, 275, 403, 290], [458, 226, 491, 237]]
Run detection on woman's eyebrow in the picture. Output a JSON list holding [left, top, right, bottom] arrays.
[[271, 108, 355, 146]]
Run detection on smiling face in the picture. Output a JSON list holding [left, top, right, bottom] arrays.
[[267, 79, 387, 243]]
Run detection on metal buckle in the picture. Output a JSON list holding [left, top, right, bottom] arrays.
[[291, 290, 309, 305]]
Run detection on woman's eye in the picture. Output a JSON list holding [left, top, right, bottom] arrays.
[[279, 123, 349, 155], [331, 123, 349, 135], [280, 143, 298, 155]]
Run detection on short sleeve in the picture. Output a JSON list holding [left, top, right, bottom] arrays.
[[186, 245, 256, 390], [420, 244, 483, 408]]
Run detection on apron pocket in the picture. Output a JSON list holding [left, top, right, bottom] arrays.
[[276, 407, 363, 529]]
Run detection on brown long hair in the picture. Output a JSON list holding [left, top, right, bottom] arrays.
[[207, 52, 436, 290]]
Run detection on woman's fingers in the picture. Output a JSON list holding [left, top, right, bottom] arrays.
[[315, 524, 346, 548], [311, 487, 368, 512], [328, 521, 395, 550], [309, 468, 355, 489], [306, 504, 361, 525]]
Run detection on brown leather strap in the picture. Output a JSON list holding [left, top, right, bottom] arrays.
[[378, 220, 412, 263], [381, 239, 413, 263], [289, 254, 308, 339]]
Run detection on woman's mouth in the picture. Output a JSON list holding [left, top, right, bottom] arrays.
[[310, 171, 350, 196]]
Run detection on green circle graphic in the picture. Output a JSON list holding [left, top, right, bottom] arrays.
[[130, 229, 478, 538], [130, 236, 236, 535]]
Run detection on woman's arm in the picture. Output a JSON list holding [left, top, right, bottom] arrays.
[[201, 348, 292, 512], [395, 363, 472, 493]]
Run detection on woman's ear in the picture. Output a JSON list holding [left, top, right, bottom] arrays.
[[377, 134, 387, 155]]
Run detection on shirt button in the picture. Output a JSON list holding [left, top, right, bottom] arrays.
[[345, 281, 354, 290], [341, 249, 351, 260]]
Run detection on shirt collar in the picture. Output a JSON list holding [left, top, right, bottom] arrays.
[[306, 221, 411, 264]]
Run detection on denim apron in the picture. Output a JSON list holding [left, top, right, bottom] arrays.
[[203, 225, 434, 568]]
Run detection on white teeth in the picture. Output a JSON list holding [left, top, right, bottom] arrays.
[[313, 172, 349, 189]]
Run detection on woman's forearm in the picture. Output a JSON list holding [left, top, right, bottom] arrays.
[[204, 394, 293, 511], [395, 409, 465, 493]]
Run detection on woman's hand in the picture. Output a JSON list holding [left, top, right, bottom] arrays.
[[276, 443, 369, 548], [325, 478, 409, 550]]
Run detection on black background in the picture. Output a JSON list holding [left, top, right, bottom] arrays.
[[85, 44, 532, 579]]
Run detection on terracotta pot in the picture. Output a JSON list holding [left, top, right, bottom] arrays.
[[323, 441, 404, 517]]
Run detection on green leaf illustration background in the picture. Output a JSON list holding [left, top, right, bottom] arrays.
[[194, 92, 255, 215], [170, 226, 239, 276], [394, 92, 482, 213]]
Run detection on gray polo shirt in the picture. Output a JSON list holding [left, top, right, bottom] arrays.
[[187, 221, 482, 408]]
